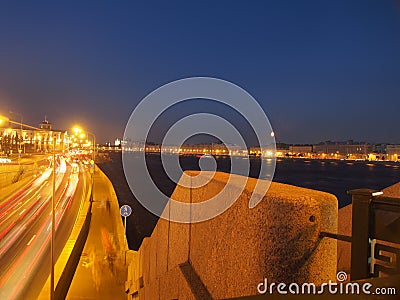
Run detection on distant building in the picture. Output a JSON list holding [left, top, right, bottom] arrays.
[[275, 143, 289, 157], [276, 143, 289, 150], [0, 117, 68, 155], [313, 141, 371, 159], [178, 143, 242, 155], [289, 145, 313, 156], [39, 117, 52, 130], [120, 141, 249, 156], [146, 143, 161, 153], [386, 145, 400, 161], [372, 143, 387, 154]]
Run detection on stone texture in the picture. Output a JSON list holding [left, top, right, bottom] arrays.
[[382, 182, 400, 198], [187, 173, 337, 299], [148, 231, 158, 290], [178, 270, 197, 300], [126, 250, 140, 295], [140, 238, 150, 286], [146, 278, 159, 300], [156, 217, 169, 278], [168, 184, 191, 270], [138, 287, 144, 300], [159, 266, 181, 300], [337, 204, 352, 273], [127, 171, 339, 299]]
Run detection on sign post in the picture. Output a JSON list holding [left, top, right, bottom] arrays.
[[120, 204, 132, 264]]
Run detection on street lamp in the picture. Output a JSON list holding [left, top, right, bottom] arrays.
[[50, 133, 56, 300], [72, 126, 96, 202], [0, 115, 10, 125], [1, 113, 56, 298]]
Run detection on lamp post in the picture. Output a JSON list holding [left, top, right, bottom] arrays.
[[50, 134, 56, 300], [120, 204, 132, 265], [86, 132, 96, 204], [0, 117, 6, 126], [1, 113, 56, 298], [73, 126, 96, 202]]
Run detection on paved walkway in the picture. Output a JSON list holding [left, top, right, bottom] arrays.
[[66, 168, 128, 299]]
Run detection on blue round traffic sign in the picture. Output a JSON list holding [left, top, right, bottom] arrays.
[[120, 204, 132, 217]]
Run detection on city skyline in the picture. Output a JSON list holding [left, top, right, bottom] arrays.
[[0, 1, 399, 144], [3, 114, 400, 147]]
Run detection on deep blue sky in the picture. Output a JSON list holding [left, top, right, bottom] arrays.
[[0, 1, 399, 144]]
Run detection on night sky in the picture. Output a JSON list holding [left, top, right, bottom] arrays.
[[0, 1, 399, 144]]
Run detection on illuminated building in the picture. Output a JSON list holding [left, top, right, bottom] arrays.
[[0, 117, 69, 155], [289, 145, 313, 157], [386, 145, 400, 161], [313, 141, 372, 159]]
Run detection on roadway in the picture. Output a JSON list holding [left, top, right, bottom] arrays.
[[0, 155, 91, 300]]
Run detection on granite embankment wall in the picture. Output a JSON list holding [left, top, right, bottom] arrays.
[[126, 171, 338, 299]]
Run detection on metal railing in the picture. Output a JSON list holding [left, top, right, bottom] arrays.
[[348, 189, 400, 280]]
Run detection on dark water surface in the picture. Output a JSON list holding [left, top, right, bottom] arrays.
[[99, 152, 399, 249], [273, 158, 399, 207]]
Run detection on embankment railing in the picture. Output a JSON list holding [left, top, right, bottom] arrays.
[[348, 189, 400, 280]]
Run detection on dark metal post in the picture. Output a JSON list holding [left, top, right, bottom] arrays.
[[51, 136, 56, 300], [348, 189, 375, 280], [91, 134, 95, 202], [124, 216, 127, 265]]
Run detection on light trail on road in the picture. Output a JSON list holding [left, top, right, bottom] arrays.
[[0, 155, 91, 300]]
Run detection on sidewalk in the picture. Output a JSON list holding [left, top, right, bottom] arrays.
[[66, 168, 128, 299]]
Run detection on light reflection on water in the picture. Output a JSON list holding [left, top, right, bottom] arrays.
[[125, 154, 399, 208], [204, 156, 398, 207], [270, 158, 399, 207]]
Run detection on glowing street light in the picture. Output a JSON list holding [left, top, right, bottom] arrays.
[[73, 126, 82, 134], [72, 125, 96, 202], [0, 115, 10, 126], [0, 113, 55, 299], [50, 133, 57, 300]]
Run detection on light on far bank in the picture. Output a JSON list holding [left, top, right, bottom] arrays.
[[73, 126, 82, 134], [0, 115, 10, 126]]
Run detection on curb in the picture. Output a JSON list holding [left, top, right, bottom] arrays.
[[38, 168, 92, 299]]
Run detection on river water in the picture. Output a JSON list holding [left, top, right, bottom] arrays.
[[100, 153, 400, 248], [176, 155, 400, 207]]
